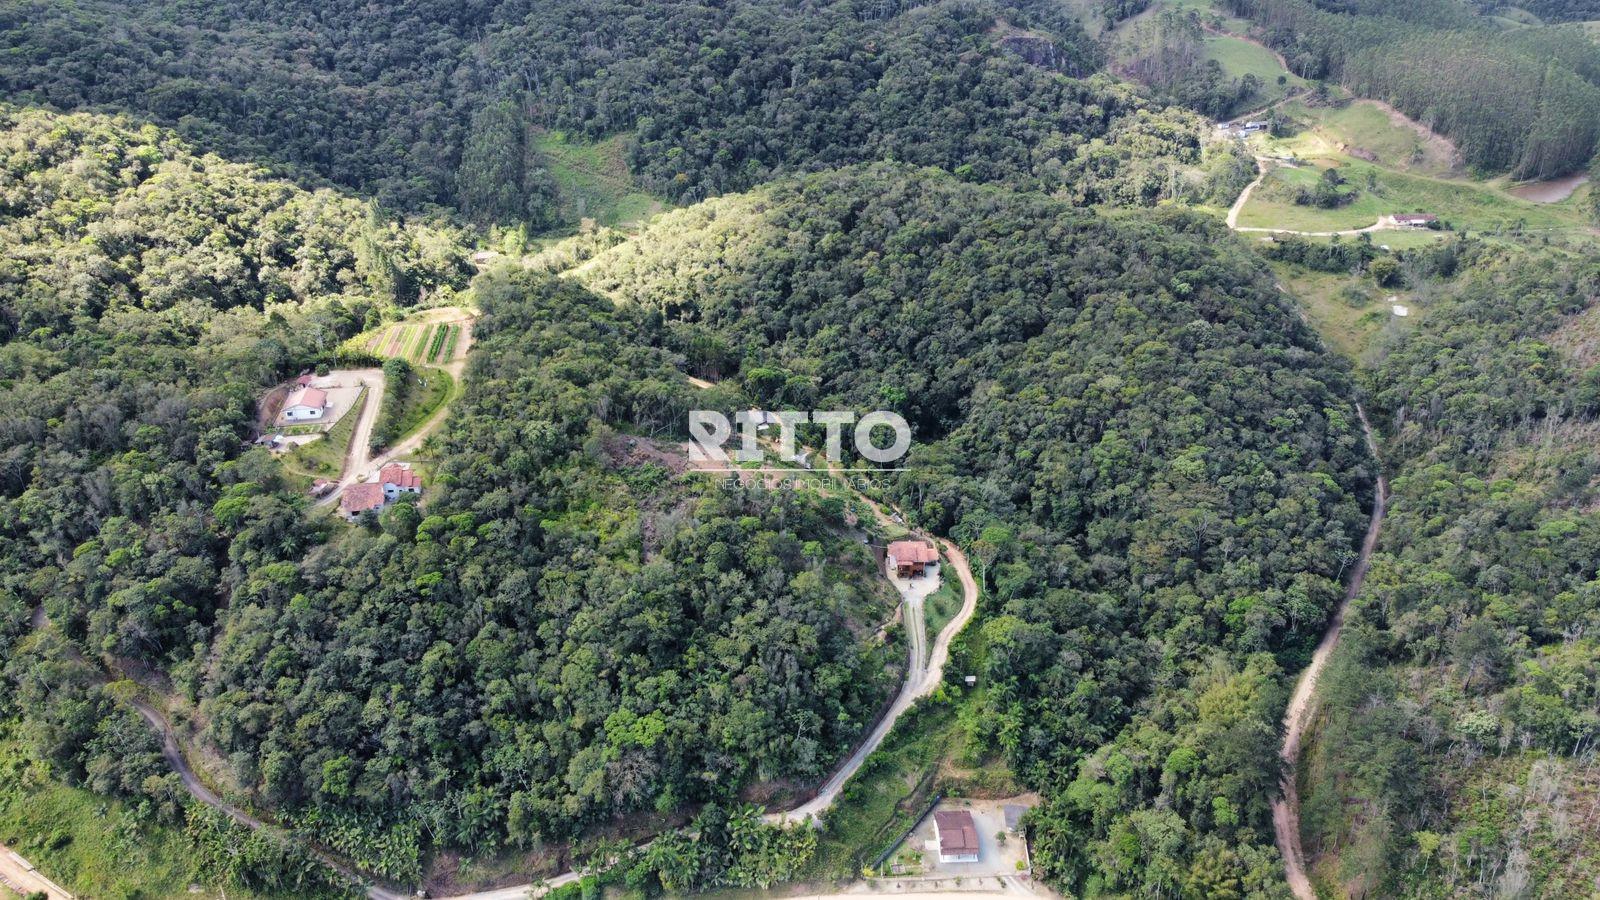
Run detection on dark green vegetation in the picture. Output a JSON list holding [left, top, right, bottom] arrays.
[[0, 0, 1258, 223], [1220, 0, 1600, 178], [563, 163, 1373, 896], [0, 107, 896, 892], [1291, 244, 1600, 898]]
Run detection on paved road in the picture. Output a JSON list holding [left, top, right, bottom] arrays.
[[1271, 404, 1388, 900]]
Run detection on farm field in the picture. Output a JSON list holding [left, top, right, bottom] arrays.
[[350, 307, 475, 366]]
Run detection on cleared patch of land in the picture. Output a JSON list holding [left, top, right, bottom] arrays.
[[1269, 99, 1458, 176], [1268, 262, 1417, 361], [1239, 158, 1594, 237], [350, 307, 476, 366], [1206, 33, 1306, 111], [0, 723, 208, 900], [279, 384, 368, 481], [535, 131, 664, 227]]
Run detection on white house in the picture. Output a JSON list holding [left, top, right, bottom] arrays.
[[933, 810, 980, 864], [283, 386, 329, 421], [379, 463, 423, 500]]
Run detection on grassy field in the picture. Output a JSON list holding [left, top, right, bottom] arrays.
[[0, 722, 203, 900], [1240, 158, 1596, 237], [371, 366, 452, 453], [1267, 262, 1417, 361], [1206, 34, 1305, 112], [280, 385, 366, 480], [534, 131, 663, 227], [1269, 99, 1457, 175]]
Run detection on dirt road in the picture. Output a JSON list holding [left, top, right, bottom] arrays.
[[0, 845, 74, 900], [317, 319, 474, 510], [1228, 156, 1397, 237], [1271, 404, 1388, 900], [770, 534, 979, 826]]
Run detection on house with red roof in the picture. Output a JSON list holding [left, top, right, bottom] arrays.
[[340, 483, 386, 520], [887, 539, 938, 577], [933, 809, 980, 863], [283, 386, 330, 421], [379, 463, 423, 501]]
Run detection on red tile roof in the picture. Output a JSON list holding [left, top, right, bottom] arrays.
[[934, 810, 979, 856], [287, 386, 328, 409], [1392, 213, 1438, 224], [888, 540, 938, 564], [340, 483, 385, 514], [379, 464, 421, 490]]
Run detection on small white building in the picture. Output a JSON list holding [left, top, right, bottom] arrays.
[[283, 386, 329, 421]]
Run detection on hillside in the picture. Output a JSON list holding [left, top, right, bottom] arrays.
[[0, 0, 1247, 225], [0, 108, 901, 895], [1287, 245, 1600, 898], [559, 163, 1374, 894]]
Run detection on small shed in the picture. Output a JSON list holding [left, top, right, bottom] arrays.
[[1392, 213, 1438, 228]]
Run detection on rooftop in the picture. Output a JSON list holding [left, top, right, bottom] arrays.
[[379, 464, 421, 490], [934, 809, 979, 855], [888, 540, 938, 564], [287, 386, 328, 409], [341, 483, 385, 514]]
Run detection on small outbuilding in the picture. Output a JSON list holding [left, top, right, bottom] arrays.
[[1392, 213, 1438, 228]]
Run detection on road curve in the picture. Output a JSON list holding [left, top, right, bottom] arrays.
[[770, 535, 980, 826], [1271, 404, 1388, 900], [1227, 156, 1397, 237]]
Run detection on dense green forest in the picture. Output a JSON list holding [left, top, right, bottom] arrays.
[[1219, 0, 1600, 177], [5, 0, 1598, 897], [0, 0, 1257, 223], [563, 163, 1373, 896], [0, 107, 899, 890], [1293, 246, 1600, 897]]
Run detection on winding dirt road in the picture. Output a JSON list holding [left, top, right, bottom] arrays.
[[771, 536, 979, 826], [1227, 156, 1396, 237], [1271, 404, 1388, 900]]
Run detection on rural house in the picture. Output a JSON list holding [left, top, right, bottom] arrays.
[[1392, 213, 1438, 228], [282, 386, 329, 421], [933, 810, 981, 864], [379, 463, 423, 500], [340, 483, 386, 520], [887, 539, 938, 577]]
